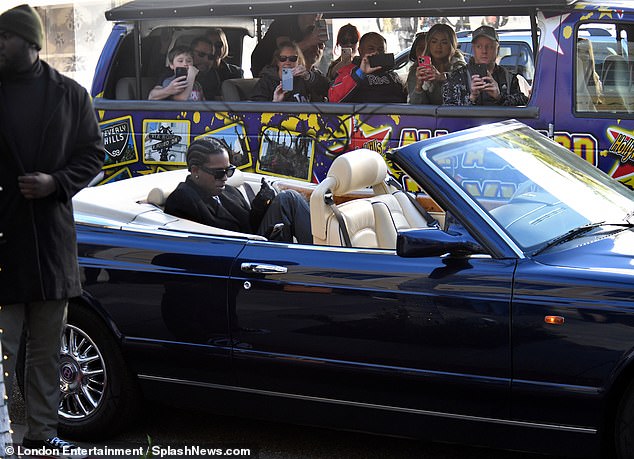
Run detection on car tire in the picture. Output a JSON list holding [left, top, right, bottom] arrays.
[[615, 378, 634, 459], [17, 302, 139, 439]]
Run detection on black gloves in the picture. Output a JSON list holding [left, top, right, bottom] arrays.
[[249, 178, 276, 230]]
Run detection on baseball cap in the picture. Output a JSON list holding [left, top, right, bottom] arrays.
[[471, 25, 499, 43]]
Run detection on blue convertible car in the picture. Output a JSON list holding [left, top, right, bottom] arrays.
[[56, 121, 634, 457]]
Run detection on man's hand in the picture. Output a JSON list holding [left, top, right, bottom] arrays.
[[469, 74, 487, 102], [359, 54, 381, 75], [298, 26, 322, 51], [18, 172, 56, 199], [293, 65, 309, 79], [481, 75, 501, 100], [470, 74, 501, 103]]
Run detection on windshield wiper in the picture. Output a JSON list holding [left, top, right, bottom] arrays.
[[532, 222, 634, 256]]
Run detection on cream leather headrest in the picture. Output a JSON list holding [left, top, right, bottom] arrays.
[[327, 149, 387, 194], [226, 167, 245, 188]]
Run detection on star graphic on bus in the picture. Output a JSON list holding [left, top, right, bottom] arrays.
[[347, 118, 392, 154]]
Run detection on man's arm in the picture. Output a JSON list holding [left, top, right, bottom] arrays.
[[50, 88, 105, 202]]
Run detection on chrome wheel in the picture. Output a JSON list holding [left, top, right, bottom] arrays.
[[59, 324, 106, 420]]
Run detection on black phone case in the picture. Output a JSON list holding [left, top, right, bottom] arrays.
[[368, 53, 395, 70], [174, 67, 188, 78], [473, 64, 488, 77]]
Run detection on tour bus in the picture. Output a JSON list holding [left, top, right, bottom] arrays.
[[92, 0, 634, 192]]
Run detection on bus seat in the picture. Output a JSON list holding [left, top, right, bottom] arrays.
[[221, 78, 260, 101]]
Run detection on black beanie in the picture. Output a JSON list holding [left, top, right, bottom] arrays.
[[0, 4, 44, 50]]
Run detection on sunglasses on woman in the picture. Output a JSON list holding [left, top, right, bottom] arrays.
[[199, 164, 236, 179], [278, 55, 298, 62]]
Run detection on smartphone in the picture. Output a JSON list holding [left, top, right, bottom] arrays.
[[174, 67, 188, 78], [368, 53, 395, 70], [316, 19, 329, 42], [473, 63, 488, 77], [282, 68, 293, 91], [418, 56, 431, 67], [341, 47, 352, 63]]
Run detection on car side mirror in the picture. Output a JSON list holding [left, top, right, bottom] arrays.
[[397, 228, 485, 258]]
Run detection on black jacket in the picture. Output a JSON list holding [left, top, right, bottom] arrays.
[[164, 177, 253, 233], [249, 65, 329, 102], [0, 60, 105, 304], [196, 60, 244, 100]]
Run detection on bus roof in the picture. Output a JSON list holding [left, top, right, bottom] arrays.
[[106, 0, 581, 21]]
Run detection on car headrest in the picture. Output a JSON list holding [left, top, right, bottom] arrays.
[[327, 149, 387, 195], [226, 167, 245, 188]]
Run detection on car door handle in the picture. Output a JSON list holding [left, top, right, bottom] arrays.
[[241, 263, 288, 274]]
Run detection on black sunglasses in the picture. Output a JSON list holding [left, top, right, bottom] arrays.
[[199, 164, 236, 179], [194, 50, 214, 59], [278, 55, 298, 62]]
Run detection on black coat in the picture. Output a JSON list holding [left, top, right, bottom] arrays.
[[249, 65, 329, 102], [164, 177, 253, 233], [0, 60, 105, 304]]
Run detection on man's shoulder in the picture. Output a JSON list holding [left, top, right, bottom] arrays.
[[220, 61, 244, 78], [493, 64, 513, 78], [41, 59, 87, 94]]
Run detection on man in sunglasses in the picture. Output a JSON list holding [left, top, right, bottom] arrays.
[[191, 31, 243, 100], [165, 138, 311, 243], [251, 13, 325, 77]]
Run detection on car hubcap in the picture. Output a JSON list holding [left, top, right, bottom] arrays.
[[58, 324, 106, 420]]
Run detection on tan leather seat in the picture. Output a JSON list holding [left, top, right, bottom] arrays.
[[311, 149, 399, 248]]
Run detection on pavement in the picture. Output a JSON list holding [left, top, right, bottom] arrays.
[[8, 383, 149, 459], [9, 422, 152, 459]]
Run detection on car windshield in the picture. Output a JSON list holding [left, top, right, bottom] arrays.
[[422, 123, 634, 252]]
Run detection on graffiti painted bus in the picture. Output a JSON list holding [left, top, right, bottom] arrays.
[[92, 0, 634, 192]]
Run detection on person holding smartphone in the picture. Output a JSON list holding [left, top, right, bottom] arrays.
[[164, 138, 312, 243], [407, 24, 466, 105], [329, 32, 406, 103], [443, 26, 528, 106], [148, 45, 204, 101], [249, 41, 328, 102], [250, 13, 326, 77], [326, 23, 360, 81]]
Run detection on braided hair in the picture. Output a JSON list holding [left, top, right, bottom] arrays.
[[186, 138, 229, 171]]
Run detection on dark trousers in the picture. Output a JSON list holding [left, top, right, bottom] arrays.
[[0, 300, 67, 440], [258, 190, 312, 243]]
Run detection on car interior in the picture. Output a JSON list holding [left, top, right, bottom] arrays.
[[134, 150, 446, 248]]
